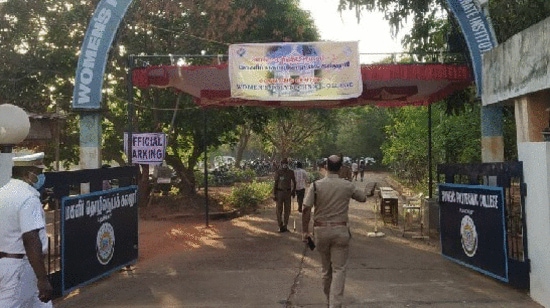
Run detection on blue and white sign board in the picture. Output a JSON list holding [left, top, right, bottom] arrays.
[[439, 183, 508, 282], [445, 0, 498, 95], [72, 0, 133, 109], [61, 186, 138, 294]]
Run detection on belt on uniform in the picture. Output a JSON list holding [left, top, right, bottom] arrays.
[[313, 221, 347, 227], [0, 252, 25, 259]]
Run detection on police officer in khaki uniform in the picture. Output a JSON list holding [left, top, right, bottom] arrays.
[[273, 158, 296, 232], [301, 154, 367, 308], [337, 154, 352, 181], [0, 152, 53, 307]]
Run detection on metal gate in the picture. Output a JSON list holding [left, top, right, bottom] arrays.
[[43, 166, 139, 298], [437, 161, 529, 290]]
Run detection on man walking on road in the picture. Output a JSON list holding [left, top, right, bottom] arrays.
[[294, 161, 308, 213], [351, 160, 358, 181], [273, 158, 296, 232], [301, 154, 367, 308]]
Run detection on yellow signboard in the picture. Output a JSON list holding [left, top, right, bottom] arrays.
[[229, 42, 362, 101]]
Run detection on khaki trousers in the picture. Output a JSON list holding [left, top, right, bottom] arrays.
[[314, 226, 351, 308], [275, 191, 291, 228]]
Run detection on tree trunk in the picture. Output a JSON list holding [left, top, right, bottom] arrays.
[[165, 154, 196, 196], [235, 125, 251, 168], [137, 164, 151, 208]]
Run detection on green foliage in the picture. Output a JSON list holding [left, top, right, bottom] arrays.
[[194, 167, 256, 190], [338, 0, 550, 49], [381, 102, 485, 194], [489, 0, 550, 43], [227, 180, 272, 209], [381, 106, 430, 187], [123, 0, 321, 194], [308, 170, 323, 182], [335, 106, 390, 162], [260, 108, 338, 159], [193, 169, 208, 190], [0, 0, 319, 192], [432, 102, 481, 164], [232, 168, 256, 183], [335, 0, 531, 196]]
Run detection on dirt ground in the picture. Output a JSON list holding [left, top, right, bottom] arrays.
[[135, 172, 433, 268], [137, 186, 252, 266], [139, 184, 243, 218]]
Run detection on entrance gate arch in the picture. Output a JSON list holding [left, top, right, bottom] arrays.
[[59, 0, 516, 300]]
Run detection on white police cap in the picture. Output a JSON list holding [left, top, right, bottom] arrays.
[[12, 152, 46, 168]]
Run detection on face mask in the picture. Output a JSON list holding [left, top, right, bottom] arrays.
[[31, 173, 46, 190]]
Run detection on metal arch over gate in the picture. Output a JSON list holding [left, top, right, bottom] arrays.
[[71, 0, 496, 111]]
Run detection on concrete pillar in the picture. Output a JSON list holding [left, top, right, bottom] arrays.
[[80, 113, 102, 193], [481, 105, 504, 162], [515, 91, 550, 143]]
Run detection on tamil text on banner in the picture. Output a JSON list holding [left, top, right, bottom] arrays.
[[229, 41, 362, 101], [439, 183, 508, 282], [123, 132, 166, 165]]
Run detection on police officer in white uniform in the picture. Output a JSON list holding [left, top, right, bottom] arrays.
[[0, 152, 53, 307]]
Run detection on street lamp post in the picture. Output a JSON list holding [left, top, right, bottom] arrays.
[[0, 104, 31, 187]]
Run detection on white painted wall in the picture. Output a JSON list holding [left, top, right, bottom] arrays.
[[518, 142, 550, 307], [482, 16, 550, 106]]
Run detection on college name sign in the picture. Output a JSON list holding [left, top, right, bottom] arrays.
[[439, 183, 508, 282], [61, 186, 138, 294], [229, 41, 363, 101]]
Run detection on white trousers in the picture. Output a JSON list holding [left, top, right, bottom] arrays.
[[0, 258, 52, 308]]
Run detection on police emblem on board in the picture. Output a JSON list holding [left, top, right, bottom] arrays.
[[460, 215, 478, 257], [96, 222, 115, 265]]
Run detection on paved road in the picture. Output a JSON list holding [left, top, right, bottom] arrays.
[[53, 172, 542, 307]]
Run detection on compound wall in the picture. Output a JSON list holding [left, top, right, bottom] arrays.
[[483, 16, 550, 308]]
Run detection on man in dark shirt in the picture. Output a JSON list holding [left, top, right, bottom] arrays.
[[273, 158, 296, 232]]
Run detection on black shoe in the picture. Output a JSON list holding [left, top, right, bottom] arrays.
[[279, 227, 285, 233]]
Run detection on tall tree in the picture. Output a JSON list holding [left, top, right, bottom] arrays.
[[260, 108, 336, 160], [0, 0, 320, 196], [337, 0, 550, 46], [0, 0, 95, 167], [335, 106, 390, 162], [106, 0, 321, 195]]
